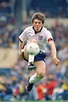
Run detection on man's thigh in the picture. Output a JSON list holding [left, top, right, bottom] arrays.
[[34, 61, 46, 74]]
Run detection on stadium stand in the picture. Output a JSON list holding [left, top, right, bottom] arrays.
[[0, 48, 17, 68]]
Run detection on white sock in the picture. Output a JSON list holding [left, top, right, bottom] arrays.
[[28, 54, 34, 65], [29, 73, 40, 84]]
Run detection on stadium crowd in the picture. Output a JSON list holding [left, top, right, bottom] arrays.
[[0, 0, 68, 101]]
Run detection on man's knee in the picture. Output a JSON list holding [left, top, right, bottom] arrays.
[[37, 71, 45, 78], [23, 46, 29, 59]]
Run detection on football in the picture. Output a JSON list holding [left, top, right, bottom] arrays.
[[26, 42, 40, 55]]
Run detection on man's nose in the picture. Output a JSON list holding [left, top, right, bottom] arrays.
[[36, 23, 39, 25]]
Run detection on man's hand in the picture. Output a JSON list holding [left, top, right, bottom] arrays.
[[52, 58, 60, 66]]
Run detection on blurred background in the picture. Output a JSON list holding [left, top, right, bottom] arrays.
[[0, 0, 68, 101]]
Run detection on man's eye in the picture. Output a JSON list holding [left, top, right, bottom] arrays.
[[35, 22, 41, 24], [38, 22, 41, 24], [35, 22, 37, 24]]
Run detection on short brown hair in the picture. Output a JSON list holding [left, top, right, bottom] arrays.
[[32, 12, 45, 24]]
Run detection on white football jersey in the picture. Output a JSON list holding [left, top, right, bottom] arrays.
[[19, 26, 53, 52]]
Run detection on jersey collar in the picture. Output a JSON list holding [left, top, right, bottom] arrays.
[[32, 26, 43, 34]]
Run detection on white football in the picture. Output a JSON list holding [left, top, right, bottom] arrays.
[[26, 42, 40, 55]]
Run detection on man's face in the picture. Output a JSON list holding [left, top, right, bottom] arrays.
[[32, 19, 44, 32]]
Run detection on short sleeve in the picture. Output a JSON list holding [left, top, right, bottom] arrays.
[[18, 28, 28, 43], [45, 29, 53, 42]]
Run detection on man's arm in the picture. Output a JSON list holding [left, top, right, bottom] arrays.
[[18, 41, 24, 60], [48, 40, 60, 66]]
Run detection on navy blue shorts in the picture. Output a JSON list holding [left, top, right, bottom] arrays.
[[34, 51, 46, 61], [22, 51, 46, 62]]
